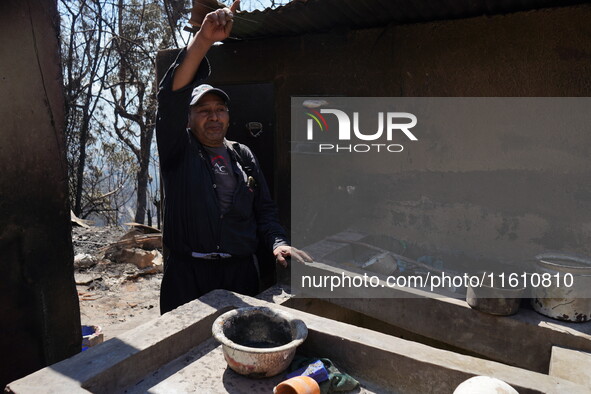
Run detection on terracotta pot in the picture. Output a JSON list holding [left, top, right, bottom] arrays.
[[274, 376, 321, 394], [212, 307, 308, 378]]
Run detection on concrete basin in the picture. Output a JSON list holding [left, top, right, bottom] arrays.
[[6, 289, 590, 393]]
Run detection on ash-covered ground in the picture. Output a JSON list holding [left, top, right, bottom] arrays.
[[72, 226, 162, 340]]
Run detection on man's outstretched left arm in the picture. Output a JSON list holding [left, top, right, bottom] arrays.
[[247, 150, 312, 267]]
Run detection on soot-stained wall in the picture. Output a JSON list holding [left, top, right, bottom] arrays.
[[197, 5, 591, 261], [0, 0, 81, 387]]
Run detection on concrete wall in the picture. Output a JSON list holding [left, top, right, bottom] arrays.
[[203, 5, 591, 261], [0, 0, 81, 387]]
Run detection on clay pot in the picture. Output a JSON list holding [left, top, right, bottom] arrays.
[[274, 376, 321, 394], [212, 307, 308, 378]]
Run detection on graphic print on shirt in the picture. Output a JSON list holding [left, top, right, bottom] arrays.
[[210, 155, 229, 177]]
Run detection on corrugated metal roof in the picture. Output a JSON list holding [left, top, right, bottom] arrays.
[[228, 0, 589, 40]]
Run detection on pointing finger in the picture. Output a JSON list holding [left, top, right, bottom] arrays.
[[229, 0, 240, 13]]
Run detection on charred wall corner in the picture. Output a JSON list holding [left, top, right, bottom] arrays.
[[0, 0, 81, 387]]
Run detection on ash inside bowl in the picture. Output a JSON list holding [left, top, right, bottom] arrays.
[[224, 313, 292, 348]]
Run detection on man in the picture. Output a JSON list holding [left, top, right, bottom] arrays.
[[156, 1, 309, 314]]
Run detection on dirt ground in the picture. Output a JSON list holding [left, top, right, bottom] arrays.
[[72, 226, 162, 340]]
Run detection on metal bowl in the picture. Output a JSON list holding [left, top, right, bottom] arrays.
[[466, 273, 524, 316]]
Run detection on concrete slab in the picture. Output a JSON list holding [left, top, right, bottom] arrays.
[[549, 346, 591, 387], [6, 301, 227, 394], [323, 295, 591, 373], [124, 337, 373, 394], [6, 290, 589, 394], [289, 257, 591, 373]]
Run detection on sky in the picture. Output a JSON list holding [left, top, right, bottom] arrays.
[[220, 0, 291, 12]]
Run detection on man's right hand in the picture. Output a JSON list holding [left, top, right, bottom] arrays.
[[198, 0, 240, 44], [172, 0, 240, 91]]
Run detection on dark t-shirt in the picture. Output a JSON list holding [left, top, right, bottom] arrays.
[[203, 145, 237, 213]]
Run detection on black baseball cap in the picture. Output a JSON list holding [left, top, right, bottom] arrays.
[[189, 84, 230, 106]]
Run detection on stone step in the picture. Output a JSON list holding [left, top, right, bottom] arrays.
[[549, 346, 591, 387]]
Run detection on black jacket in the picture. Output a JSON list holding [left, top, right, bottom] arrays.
[[156, 49, 288, 256]]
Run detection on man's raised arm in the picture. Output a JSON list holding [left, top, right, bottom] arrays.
[[172, 0, 240, 91]]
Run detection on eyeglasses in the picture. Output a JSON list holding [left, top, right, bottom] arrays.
[[193, 106, 229, 118]]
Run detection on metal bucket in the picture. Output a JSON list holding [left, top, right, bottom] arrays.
[[531, 253, 591, 322], [466, 273, 524, 316], [466, 283, 525, 316]]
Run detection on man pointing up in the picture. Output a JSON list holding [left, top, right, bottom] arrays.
[[156, 1, 310, 314]]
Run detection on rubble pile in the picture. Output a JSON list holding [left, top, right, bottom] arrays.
[[72, 220, 163, 339]]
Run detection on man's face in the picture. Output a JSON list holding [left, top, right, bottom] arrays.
[[188, 92, 230, 147]]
